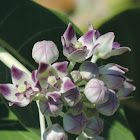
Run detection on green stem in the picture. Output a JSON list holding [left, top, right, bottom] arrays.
[[0, 46, 45, 140], [76, 80, 87, 86], [45, 116, 52, 127], [59, 111, 64, 117], [68, 61, 76, 73], [0, 46, 30, 75], [36, 101, 46, 140], [91, 55, 98, 63], [79, 87, 85, 92]]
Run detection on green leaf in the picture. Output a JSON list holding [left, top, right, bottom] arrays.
[[101, 108, 135, 140], [98, 8, 140, 140]]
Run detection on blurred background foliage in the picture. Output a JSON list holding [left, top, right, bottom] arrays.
[[0, 0, 140, 139], [34, 0, 140, 31]]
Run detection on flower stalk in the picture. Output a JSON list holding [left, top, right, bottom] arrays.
[[68, 61, 76, 73], [45, 116, 52, 127]]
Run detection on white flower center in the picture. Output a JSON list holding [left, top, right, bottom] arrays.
[[74, 42, 84, 49], [17, 85, 27, 93], [47, 76, 57, 86]]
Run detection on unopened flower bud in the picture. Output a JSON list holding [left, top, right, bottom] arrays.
[[99, 63, 128, 89], [63, 113, 89, 135], [32, 40, 59, 64], [84, 116, 104, 136], [39, 97, 63, 117], [80, 61, 99, 80], [43, 124, 68, 140], [96, 90, 120, 116], [68, 102, 84, 116], [116, 82, 136, 99], [61, 86, 81, 107], [84, 79, 109, 104]]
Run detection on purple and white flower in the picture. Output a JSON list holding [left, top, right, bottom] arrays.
[[61, 23, 96, 63], [99, 63, 128, 89], [0, 65, 38, 107], [36, 62, 77, 102], [89, 22, 130, 61], [32, 40, 59, 64]]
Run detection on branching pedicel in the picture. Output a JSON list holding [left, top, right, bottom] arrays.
[[0, 22, 136, 140]]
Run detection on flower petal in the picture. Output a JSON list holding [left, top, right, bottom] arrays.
[[100, 74, 124, 89], [35, 80, 42, 92], [105, 47, 131, 58], [70, 71, 81, 83], [9, 99, 30, 107], [37, 62, 51, 79], [86, 44, 100, 59], [78, 30, 94, 53], [61, 77, 76, 93], [52, 62, 68, 78], [68, 49, 86, 62], [11, 65, 29, 85], [61, 36, 70, 57], [88, 22, 100, 40], [116, 82, 136, 99], [0, 84, 17, 102], [99, 63, 128, 75], [47, 93, 61, 102], [112, 42, 120, 49], [94, 32, 115, 58], [62, 23, 77, 48]]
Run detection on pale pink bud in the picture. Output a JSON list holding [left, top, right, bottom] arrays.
[[32, 40, 59, 64]]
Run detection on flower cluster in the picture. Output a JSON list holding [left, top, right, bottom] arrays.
[[0, 23, 135, 140]]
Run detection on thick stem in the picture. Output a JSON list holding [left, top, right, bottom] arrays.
[[0, 46, 46, 140], [37, 101, 46, 140], [68, 61, 76, 73], [91, 55, 98, 63], [45, 116, 52, 127], [0, 46, 30, 75]]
